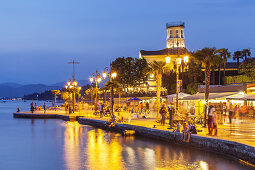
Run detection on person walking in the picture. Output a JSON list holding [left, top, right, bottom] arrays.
[[207, 105, 215, 135], [213, 112, 217, 136], [159, 104, 167, 126]]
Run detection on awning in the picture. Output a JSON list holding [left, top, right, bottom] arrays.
[[167, 92, 191, 99], [127, 97, 142, 101], [226, 94, 255, 100], [181, 92, 238, 100]]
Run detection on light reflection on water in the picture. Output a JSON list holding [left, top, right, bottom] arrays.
[[62, 121, 253, 170], [0, 101, 253, 170]]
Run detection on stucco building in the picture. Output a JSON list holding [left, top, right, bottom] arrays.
[[139, 21, 189, 92]]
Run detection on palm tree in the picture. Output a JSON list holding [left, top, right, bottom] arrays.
[[242, 49, 251, 61], [100, 86, 108, 104], [217, 48, 231, 85], [104, 81, 120, 113], [51, 90, 61, 111], [233, 51, 243, 65], [192, 47, 222, 126], [85, 87, 102, 110], [149, 61, 167, 120]]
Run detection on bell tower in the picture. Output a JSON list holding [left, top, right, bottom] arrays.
[[166, 22, 185, 48]]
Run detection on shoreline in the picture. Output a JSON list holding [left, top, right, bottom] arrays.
[[13, 112, 255, 165]]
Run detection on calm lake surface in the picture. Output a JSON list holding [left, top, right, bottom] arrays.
[[0, 101, 254, 170]]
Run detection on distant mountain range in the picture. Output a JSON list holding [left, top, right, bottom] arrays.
[[0, 80, 89, 98]]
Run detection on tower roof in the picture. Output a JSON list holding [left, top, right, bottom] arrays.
[[166, 21, 185, 28]]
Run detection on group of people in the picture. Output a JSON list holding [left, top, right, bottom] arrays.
[[30, 102, 47, 113], [159, 103, 175, 126], [125, 101, 150, 114], [213, 100, 255, 124], [105, 114, 118, 127], [173, 121, 197, 142], [98, 103, 111, 117]]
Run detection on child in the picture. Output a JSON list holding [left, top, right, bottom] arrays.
[[176, 121, 181, 132], [182, 122, 189, 141], [173, 121, 181, 138]]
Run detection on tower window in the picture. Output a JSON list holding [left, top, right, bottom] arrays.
[[169, 30, 173, 38], [181, 30, 184, 38], [175, 30, 179, 38]]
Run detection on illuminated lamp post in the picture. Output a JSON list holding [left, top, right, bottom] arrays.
[[110, 72, 117, 113], [89, 77, 94, 104], [90, 71, 102, 111], [166, 55, 189, 128], [102, 67, 117, 114], [65, 80, 81, 113]]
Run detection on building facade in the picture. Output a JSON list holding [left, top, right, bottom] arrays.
[[139, 21, 189, 92]]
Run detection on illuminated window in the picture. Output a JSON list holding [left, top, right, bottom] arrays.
[[181, 30, 184, 38], [170, 30, 173, 38], [175, 30, 179, 38]]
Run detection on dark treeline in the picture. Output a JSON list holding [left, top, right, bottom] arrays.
[[23, 90, 54, 100]]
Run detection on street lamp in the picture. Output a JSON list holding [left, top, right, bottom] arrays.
[[165, 55, 189, 128], [90, 70, 102, 111], [111, 72, 117, 79], [102, 72, 107, 79], [102, 67, 117, 114], [65, 80, 81, 113]]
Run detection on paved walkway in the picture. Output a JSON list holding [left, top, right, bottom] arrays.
[[27, 109, 255, 147]]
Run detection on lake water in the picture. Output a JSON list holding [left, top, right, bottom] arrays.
[[0, 101, 254, 170]]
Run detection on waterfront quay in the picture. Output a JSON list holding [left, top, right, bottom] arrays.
[[13, 110, 255, 165]]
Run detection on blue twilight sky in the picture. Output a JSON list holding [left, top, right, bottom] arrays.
[[0, 0, 254, 84]]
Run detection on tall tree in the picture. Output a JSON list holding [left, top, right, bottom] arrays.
[[242, 49, 251, 61], [149, 61, 167, 120], [217, 48, 231, 85], [192, 47, 221, 126], [111, 57, 149, 90], [134, 58, 150, 86], [233, 51, 243, 65]]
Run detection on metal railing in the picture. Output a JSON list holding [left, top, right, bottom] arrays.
[[166, 21, 185, 28]]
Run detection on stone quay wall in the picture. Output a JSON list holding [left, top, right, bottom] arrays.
[[13, 112, 73, 121]]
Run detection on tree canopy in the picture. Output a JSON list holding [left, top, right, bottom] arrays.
[[110, 57, 149, 88], [239, 59, 255, 80]]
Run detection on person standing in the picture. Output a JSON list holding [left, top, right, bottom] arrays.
[[43, 103, 47, 113], [227, 100, 233, 124], [30, 102, 34, 113], [146, 102, 149, 112], [159, 104, 167, 126], [68, 104, 72, 114], [99, 103, 104, 118], [168, 103, 175, 128]]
